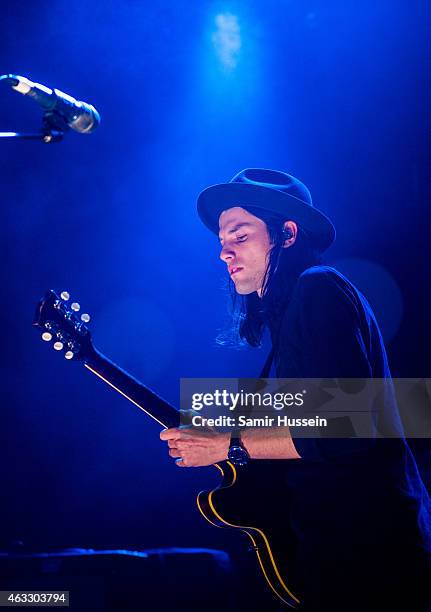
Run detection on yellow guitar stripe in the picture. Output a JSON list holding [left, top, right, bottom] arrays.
[[197, 492, 289, 605], [197, 462, 300, 607]]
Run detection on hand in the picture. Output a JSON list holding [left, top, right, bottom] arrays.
[[160, 426, 230, 468]]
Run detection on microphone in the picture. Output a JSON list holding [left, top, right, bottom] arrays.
[[0, 74, 100, 134]]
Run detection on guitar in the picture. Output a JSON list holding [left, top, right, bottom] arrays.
[[33, 290, 302, 609]]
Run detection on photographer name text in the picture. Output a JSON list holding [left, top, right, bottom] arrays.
[[191, 415, 327, 428]]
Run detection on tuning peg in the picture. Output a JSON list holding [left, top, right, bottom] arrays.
[[60, 291, 70, 301], [81, 313, 90, 323], [41, 332, 53, 342], [71, 302, 80, 312], [67, 340, 80, 352], [53, 341, 64, 351], [44, 321, 57, 332], [64, 351, 74, 360]]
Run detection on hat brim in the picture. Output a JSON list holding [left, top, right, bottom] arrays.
[[197, 182, 336, 251]]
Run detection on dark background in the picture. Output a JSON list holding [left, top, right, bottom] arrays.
[[1, 0, 430, 571]]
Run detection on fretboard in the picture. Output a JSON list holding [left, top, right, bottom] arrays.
[[84, 348, 180, 429]]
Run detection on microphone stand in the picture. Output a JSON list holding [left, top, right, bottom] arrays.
[[0, 109, 67, 144], [0, 130, 64, 143]]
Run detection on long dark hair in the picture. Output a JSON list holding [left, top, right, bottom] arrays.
[[217, 206, 322, 348]]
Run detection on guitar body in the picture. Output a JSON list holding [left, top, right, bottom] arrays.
[[197, 460, 302, 609], [33, 290, 302, 609]]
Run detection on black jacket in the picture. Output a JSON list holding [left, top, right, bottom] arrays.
[[267, 266, 431, 611]]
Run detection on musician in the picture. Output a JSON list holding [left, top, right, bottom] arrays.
[[160, 169, 431, 610]]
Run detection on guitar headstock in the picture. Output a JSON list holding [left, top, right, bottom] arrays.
[[33, 290, 95, 362]]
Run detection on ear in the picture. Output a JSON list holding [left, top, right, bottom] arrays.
[[282, 221, 298, 248]]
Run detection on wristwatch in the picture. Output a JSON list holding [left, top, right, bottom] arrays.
[[227, 429, 250, 466]]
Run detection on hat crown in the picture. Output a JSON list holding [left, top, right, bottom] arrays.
[[230, 168, 313, 207]]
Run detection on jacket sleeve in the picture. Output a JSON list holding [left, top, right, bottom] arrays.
[[275, 267, 377, 461]]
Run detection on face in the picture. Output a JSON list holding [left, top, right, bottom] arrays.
[[219, 207, 272, 296]]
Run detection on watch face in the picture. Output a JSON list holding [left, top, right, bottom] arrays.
[[228, 445, 248, 466]]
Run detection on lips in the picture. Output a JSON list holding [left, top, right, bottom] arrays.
[[229, 266, 243, 276]]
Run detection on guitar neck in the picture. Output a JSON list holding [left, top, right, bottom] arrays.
[[84, 349, 180, 429]]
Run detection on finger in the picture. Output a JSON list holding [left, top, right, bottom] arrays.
[[175, 457, 189, 467], [170, 440, 194, 452], [168, 439, 189, 449], [160, 428, 181, 441], [169, 448, 182, 458]]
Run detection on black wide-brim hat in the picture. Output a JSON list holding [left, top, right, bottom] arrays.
[[197, 168, 336, 252]]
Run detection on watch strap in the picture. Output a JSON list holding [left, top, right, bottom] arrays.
[[230, 428, 242, 447]]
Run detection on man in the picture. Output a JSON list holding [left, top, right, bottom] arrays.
[[160, 169, 431, 610]]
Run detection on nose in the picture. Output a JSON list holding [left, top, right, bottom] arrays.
[[219, 243, 234, 263]]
